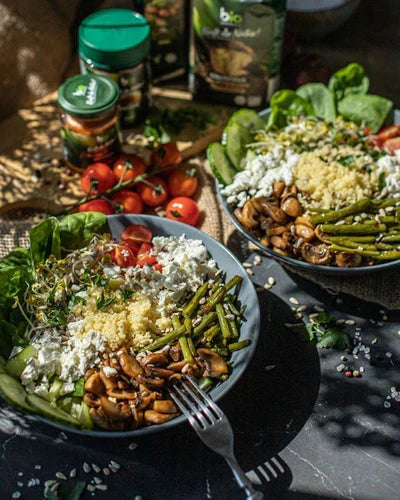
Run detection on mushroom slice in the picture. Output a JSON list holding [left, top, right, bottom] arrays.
[[336, 252, 363, 268], [167, 360, 187, 372], [89, 407, 124, 431], [239, 200, 259, 228], [137, 374, 165, 388], [84, 372, 105, 395], [168, 344, 182, 362], [273, 181, 285, 199], [107, 389, 138, 400], [130, 407, 144, 429], [260, 236, 270, 247], [252, 198, 287, 223], [100, 396, 132, 421], [83, 393, 101, 408], [141, 353, 169, 367], [145, 367, 175, 379], [295, 224, 315, 242], [135, 393, 157, 410], [270, 235, 287, 250], [281, 196, 303, 218], [99, 370, 118, 392], [301, 243, 332, 265], [266, 225, 286, 237], [119, 353, 143, 378], [295, 216, 314, 229], [153, 400, 178, 414], [144, 410, 178, 424], [197, 348, 228, 377]]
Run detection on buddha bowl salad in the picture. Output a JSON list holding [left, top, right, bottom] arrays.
[[208, 63, 400, 267], [0, 213, 249, 431]]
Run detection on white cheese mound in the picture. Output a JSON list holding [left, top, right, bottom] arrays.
[[21, 327, 105, 396], [377, 151, 400, 197], [221, 145, 300, 207]]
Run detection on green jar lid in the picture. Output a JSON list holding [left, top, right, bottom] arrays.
[[79, 9, 150, 71], [58, 74, 119, 117]]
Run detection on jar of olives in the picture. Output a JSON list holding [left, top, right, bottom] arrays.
[[79, 9, 151, 129], [58, 74, 121, 171]]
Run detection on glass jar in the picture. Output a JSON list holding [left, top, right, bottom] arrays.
[[57, 74, 121, 171], [79, 9, 151, 129]]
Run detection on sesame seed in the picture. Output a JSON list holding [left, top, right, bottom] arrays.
[[110, 461, 120, 469], [264, 284, 272, 290], [83, 463, 91, 473], [109, 466, 118, 473], [371, 338, 378, 344], [69, 468, 77, 478], [289, 297, 299, 305], [103, 468, 111, 476], [18, 473, 23, 477], [253, 255, 262, 265], [50, 482, 59, 492], [92, 464, 101, 473], [12, 492, 21, 499], [17, 482, 23, 487], [345, 319, 356, 326], [34, 465, 41, 470], [45, 480, 57, 488], [385, 352, 392, 358], [309, 313, 319, 320], [295, 313, 303, 320], [94, 477, 103, 484], [56, 472, 67, 481], [336, 319, 345, 325], [264, 365, 276, 371], [313, 305, 324, 312], [336, 364, 345, 372], [243, 262, 253, 268], [96, 484, 108, 491], [297, 305, 308, 313], [87, 485, 96, 492], [268, 277, 275, 286], [246, 269, 254, 276]]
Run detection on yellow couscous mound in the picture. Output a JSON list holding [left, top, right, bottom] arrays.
[[294, 146, 379, 209], [72, 288, 172, 351]]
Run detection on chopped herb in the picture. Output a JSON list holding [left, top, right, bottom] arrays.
[[120, 289, 134, 302], [93, 274, 109, 288], [291, 312, 349, 350], [96, 292, 115, 310], [47, 283, 57, 305], [378, 172, 386, 190], [143, 120, 171, 149], [68, 294, 86, 308], [48, 306, 69, 327], [336, 154, 354, 167]]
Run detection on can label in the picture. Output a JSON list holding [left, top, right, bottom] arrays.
[[190, 0, 286, 107], [80, 60, 150, 128], [60, 123, 120, 170]]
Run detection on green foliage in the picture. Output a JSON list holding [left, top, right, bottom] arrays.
[[292, 312, 349, 350], [296, 83, 336, 122], [337, 94, 393, 133], [328, 63, 369, 103], [59, 212, 107, 251]]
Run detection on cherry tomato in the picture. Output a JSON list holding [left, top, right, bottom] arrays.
[[168, 167, 198, 197], [110, 244, 137, 268], [384, 137, 400, 154], [120, 224, 153, 253], [150, 143, 182, 169], [113, 155, 146, 183], [137, 242, 153, 254], [137, 176, 168, 207], [378, 125, 400, 142], [78, 199, 115, 215], [166, 197, 200, 226], [136, 242, 162, 271], [111, 189, 143, 214], [81, 163, 115, 195]]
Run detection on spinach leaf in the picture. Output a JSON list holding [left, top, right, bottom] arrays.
[[296, 83, 336, 122], [0, 248, 33, 312], [267, 90, 315, 130], [59, 212, 107, 251], [338, 94, 393, 133], [328, 63, 369, 103], [29, 217, 61, 268]]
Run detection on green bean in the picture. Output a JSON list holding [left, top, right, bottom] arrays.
[[184, 318, 192, 336], [183, 282, 209, 317], [216, 303, 231, 339], [311, 199, 370, 224], [381, 233, 400, 242], [319, 223, 386, 234], [376, 243, 397, 250], [179, 336, 195, 364], [322, 235, 376, 243], [228, 317, 239, 339], [187, 337, 197, 358], [203, 325, 221, 342], [364, 216, 398, 224], [371, 197, 398, 209], [331, 244, 400, 259], [330, 244, 380, 257], [228, 339, 252, 352], [211, 280, 222, 294], [240, 305, 247, 316], [326, 238, 377, 251], [225, 275, 243, 292], [198, 377, 214, 392], [172, 316, 181, 330], [203, 286, 227, 313], [193, 312, 218, 336], [144, 325, 186, 352], [309, 208, 330, 214]]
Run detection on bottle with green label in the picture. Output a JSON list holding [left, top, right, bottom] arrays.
[[189, 0, 287, 107], [58, 74, 121, 171], [79, 9, 151, 128]]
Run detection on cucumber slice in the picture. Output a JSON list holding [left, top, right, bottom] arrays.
[[57, 395, 81, 414], [48, 377, 64, 402], [228, 109, 266, 132], [0, 373, 34, 412], [207, 143, 237, 186], [27, 394, 79, 427], [79, 401, 94, 430], [72, 377, 85, 397], [5, 345, 37, 378], [222, 122, 252, 170]]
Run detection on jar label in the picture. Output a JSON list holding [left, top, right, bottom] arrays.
[[60, 123, 121, 170], [81, 61, 150, 128]]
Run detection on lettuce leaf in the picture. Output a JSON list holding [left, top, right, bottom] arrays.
[[267, 90, 315, 130], [296, 83, 336, 122], [328, 63, 369, 103], [29, 217, 61, 268], [59, 212, 107, 251], [338, 94, 393, 133]]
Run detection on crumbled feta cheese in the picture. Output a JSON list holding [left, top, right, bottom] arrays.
[[103, 366, 118, 377], [377, 151, 400, 197]]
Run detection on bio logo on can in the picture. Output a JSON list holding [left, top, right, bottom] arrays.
[[219, 6, 243, 25]]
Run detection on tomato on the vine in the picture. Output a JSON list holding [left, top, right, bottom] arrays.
[[120, 224, 153, 252], [137, 176, 168, 207], [111, 189, 143, 214], [168, 167, 198, 197], [113, 155, 146, 183], [81, 163, 115, 195], [166, 197, 200, 226], [78, 199, 115, 215], [110, 244, 137, 268], [150, 143, 182, 169]]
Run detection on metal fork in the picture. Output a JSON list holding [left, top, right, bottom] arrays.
[[169, 375, 264, 499]]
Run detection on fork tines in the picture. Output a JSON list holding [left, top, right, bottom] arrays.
[[169, 375, 223, 430]]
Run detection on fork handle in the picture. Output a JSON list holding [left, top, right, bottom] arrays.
[[225, 456, 264, 499]]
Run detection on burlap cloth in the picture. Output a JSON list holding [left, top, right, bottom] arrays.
[[0, 94, 399, 310]]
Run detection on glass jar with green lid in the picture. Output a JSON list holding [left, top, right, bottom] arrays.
[[58, 74, 121, 171], [79, 9, 151, 129]]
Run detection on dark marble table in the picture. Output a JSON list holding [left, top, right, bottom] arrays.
[[1, 254, 399, 499]]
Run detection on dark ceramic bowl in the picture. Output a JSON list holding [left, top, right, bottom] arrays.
[[30, 214, 260, 437], [216, 109, 400, 277]]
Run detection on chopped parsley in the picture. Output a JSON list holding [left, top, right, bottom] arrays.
[[292, 312, 349, 350], [96, 292, 115, 310], [120, 289, 134, 302]]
